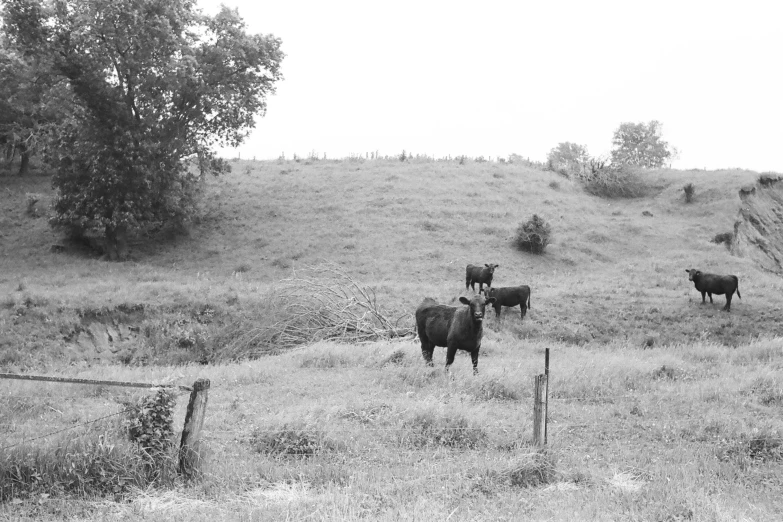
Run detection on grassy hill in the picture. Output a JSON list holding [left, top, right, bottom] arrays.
[[1, 160, 781, 366], [1, 160, 782, 520]]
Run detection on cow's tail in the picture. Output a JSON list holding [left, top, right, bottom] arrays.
[[733, 276, 741, 299], [528, 292, 531, 310]]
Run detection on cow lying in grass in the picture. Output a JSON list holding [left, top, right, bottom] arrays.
[[465, 263, 498, 293], [415, 293, 496, 374], [486, 285, 531, 320], [685, 269, 741, 312]]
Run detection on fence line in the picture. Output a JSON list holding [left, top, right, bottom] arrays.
[[1, 407, 137, 451], [0, 372, 192, 391]]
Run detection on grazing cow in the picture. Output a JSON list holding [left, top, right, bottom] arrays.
[[685, 269, 741, 312], [415, 293, 496, 374], [465, 263, 499, 292], [487, 285, 531, 320]]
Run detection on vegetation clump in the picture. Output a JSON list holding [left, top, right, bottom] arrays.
[[683, 182, 695, 202], [514, 214, 551, 254], [250, 425, 335, 457], [581, 165, 651, 199], [501, 452, 556, 488], [402, 411, 485, 449], [711, 232, 734, 247]]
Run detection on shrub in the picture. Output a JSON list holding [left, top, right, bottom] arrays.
[[683, 182, 695, 202], [581, 165, 651, 198], [514, 214, 551, 254], [125, 388, 176, 479], [250, 424, 336, 457], [711, 232, 733, 246], [25, 193, 41, 217]]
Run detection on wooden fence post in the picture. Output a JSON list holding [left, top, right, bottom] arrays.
[[533, 373, 547, 446], [179, 378, 210, 479], [544, 347, 549, 444]]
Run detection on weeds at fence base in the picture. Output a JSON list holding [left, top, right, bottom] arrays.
[[500, 451, 556, 488]]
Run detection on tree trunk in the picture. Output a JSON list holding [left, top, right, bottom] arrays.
[[17, 144, 29, 176], [105, 224, 129, 261]]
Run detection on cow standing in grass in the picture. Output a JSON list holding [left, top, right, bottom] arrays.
[[465, 263, 498, 293], [487, 285, 531, 320], [685, 269, 741, 312], [415, 293, 496, 374]]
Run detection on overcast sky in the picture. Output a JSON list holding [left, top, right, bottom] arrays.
[[201, 0, 782, 172]]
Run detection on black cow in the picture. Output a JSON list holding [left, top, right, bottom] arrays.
[[415, 293, 496, 374], [487, 285, 531, 320], [685, 269, 741, 312], [465, 263, 498, 293]]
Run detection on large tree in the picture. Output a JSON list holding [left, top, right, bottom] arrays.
[[2, 0, 284, 259], [0, 32, 68, 176], [610, 120, 673, 169]]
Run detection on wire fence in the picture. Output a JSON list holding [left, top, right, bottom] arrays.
[[3, 372, 783, 455], [1, 372, 196, 452]]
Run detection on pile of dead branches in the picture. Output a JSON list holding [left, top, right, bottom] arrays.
[[224, 264, 414, 359]]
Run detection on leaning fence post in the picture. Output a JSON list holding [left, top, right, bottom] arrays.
[[179, 378, 210, 479]]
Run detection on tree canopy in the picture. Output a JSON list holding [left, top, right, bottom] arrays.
[[546, 142, 590, 177], [1, 0, 284, 259], [610, 120, 673, 169]]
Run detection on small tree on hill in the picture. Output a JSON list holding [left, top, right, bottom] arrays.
[[610, 121, 673, 169], [514, 214, 551, 254], [547, 142, 589, 177], [2, 0, 284, 259]]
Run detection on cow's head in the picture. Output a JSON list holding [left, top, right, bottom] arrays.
[[685, 268, 701, 281], [484, 263, 499, 274], [459, 294, 496, 323]]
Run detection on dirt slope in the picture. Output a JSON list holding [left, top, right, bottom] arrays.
[[732, 173, 783, 274]]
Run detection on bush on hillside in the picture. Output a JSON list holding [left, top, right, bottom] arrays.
[[711, 232, 733, 247], [514, 214, 551, 254], [683, 183, 695, 203], [581, 165, 651, 199]]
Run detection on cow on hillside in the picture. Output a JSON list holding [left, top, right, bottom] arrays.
[[415, 293, 496, 374], [487, 285, 531, 320], [465, 263, 498, 293], [685, 269, 741, 312]]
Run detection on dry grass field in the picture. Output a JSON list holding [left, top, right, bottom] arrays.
[[1, 159, 782, 521]]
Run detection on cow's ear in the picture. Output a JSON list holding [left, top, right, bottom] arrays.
[[459, 296, 470, 305], [695, 270, 701, 276], [484, 264, 490, 268], [685, 269, 689, 273], [494, 264, 499, 268]]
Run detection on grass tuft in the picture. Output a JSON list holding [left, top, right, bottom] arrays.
[[401, 410, 485, 448], [501, 451, 556, 488]]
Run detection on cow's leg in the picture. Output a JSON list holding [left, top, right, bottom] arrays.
[[420, 340, 435, 366], [520, 305, 526, 320], [724, 293, 732, 312], [470, 350, 479, 375], [494, 305, 501, 319], [708, 293, 713, 303], [445, 345, 458, 371], [478, 283, 483, 294], [422, 347, 435, 366], [700, 292, 706, 304]]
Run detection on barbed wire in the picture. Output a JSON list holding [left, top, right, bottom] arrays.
[[1, 407, 135, 451]]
